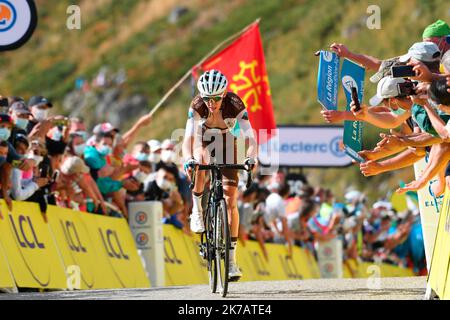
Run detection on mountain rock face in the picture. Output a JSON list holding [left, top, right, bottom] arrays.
[[63, 86, 148, 129]]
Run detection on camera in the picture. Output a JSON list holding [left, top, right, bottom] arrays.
[[398, 81, 418, 96]]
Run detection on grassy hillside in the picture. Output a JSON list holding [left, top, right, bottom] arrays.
[[1, 0, 449, 200]]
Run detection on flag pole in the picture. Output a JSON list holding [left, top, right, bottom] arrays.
[[147, 18, 261, 117]]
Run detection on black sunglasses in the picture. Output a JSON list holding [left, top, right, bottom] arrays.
[[202, 96, 222, 103]]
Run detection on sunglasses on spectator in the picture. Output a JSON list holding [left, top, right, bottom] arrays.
[[202, 96, 222, 103]]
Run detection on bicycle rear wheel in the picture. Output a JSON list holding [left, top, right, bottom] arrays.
[[205, 205, 217, 293], [215, 199, 230, 297]]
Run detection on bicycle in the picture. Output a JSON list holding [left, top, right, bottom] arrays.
[[189, 162, 254, 297]]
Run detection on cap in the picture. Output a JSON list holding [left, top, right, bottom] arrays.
[[398, 42, 441, 63], [370, 57, 402, 83], [28, 96, 53, 108], [161, 139, 175, 150], [60, 156, 90, 175], [10, 101, 31, 115], [422, 20, 450, 39], [369, 76, 407, 106], [344, 190, 362, 202], [147, 139, 162, 153], [92, 122, 119, 134], [0, 113, 13, 124], [373, 200, 392, 210]]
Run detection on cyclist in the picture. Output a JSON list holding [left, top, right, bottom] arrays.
[[182, 69, 257, 280]]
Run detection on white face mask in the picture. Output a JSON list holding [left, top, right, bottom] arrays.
[[134, 171, 149, 183], [149, 152, 161, 163], [32, 108, 49, 121], [51, 129, 63, 141], [27, 153, 43, 166], [156, 177, 175, 192], [161, 150, 175, 163]]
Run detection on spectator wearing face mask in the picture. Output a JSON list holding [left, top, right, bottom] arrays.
[[84, 131, 139, 217], [8, 101, 32, 145], [144, 165, 184, 227], [147, 139, 163, 172], [10, 134, 48, 201], [65, 133, 107, 213], [69, 117, 89, 142], [0, 114, 35, 210], [26, 96, 53, 135], [122, 141, 150, 180]]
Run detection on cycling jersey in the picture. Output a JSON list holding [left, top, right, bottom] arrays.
[[185, 92, 255, 187], [185, 92, 255, 139]]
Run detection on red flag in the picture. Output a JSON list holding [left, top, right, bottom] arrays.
[[193, 22, 276, 144]]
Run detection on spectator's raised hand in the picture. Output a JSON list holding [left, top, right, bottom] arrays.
[[350, 101, 367, 120], [408, 59, 433, 83], [414, 82, 431, 96], [359, 160, 383, 177], [320, 109, 344, 123], [137, 114, 152, 127], [396, 179, 427, 193], [329, 43, 350, 58]]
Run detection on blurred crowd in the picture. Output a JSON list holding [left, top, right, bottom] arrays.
[[0, 97, 191, 230], [236, 170, 426, 275]]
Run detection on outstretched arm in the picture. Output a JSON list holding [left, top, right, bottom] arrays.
[[330, 43, 382, 71]]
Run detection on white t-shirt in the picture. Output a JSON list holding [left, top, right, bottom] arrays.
[[265, 193, 286, 224]]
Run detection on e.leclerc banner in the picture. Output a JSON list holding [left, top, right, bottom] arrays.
[[317, 51, 340, 110], [341, 59, 365, 162]]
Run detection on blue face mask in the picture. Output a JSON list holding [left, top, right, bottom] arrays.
[[98, 145, 112, 157], [15, 118, 29, 130], [51, 129, 63, 141], [135, 152, 148, 161], [0, 155, 6, 166], [76, 131, 88, 141], [74, 143, 86, 156], [0, 128, 11, 141]]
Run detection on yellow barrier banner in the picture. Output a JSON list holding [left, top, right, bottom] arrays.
[[0, 201, 67, 289], [181, 232, 209, 283], [428, 191, 450, 298], [0, 239, 15, 289], [236, 241, 260, 282], [241, 241, 274, 281], [163, 225, 206, 286], [47, 205, 120, 289], [81, 213, 150, 288]]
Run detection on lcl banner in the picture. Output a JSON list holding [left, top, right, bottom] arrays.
[[0, 0, 38, 51]]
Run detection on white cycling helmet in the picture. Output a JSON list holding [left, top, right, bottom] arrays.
[[197, 69, 228, 97]]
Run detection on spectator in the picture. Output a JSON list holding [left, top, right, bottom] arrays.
[[144, 165, 184, 228], [265, 182, 293, 256]]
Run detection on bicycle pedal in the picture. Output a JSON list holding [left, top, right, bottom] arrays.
[[228, 276, 241, 282]]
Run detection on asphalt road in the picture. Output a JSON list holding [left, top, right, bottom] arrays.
[[0, 276, 427, 300]]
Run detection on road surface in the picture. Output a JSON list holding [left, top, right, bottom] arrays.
[[0, 276, 427, 300]]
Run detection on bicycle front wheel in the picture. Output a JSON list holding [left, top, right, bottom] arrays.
[[205, 204, 217, 293], [215, 199, 230, 297]]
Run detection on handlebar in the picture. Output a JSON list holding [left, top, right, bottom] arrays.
[[188, 163, 254, 190]]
